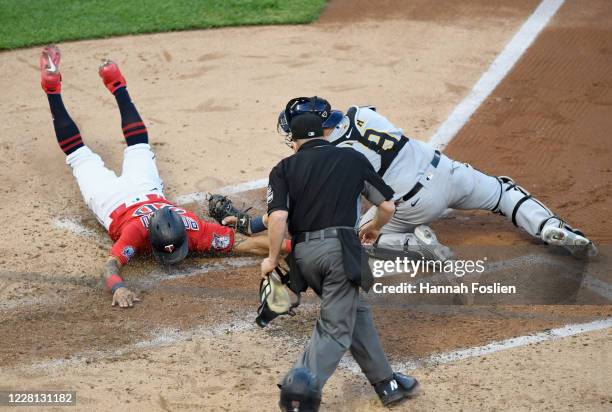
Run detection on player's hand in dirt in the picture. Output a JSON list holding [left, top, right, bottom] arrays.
[[359, 222, 380, 245], [112, 287, 140, 308]]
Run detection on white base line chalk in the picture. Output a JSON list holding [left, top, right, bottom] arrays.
[[176, 177, 268, 205], [52, 217, 109, 247], [340, 317, 612, 373], [398, 317, 612, 371]]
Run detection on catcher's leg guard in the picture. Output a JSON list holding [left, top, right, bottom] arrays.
[[493, 177, 597, 257], [493, 176, 560, 237], [365, 225, 454, 262]]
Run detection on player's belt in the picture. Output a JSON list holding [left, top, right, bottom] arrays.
[[400, 150, 441, 202], [294, 226, 356, 244]]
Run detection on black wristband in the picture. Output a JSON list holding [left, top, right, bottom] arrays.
[[111, 282, 126, 294]]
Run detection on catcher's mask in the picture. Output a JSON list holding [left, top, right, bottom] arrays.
[[277, 96, 343, 147], [256, 266, 300, 328], [149, 208, 188, 265], [279, 368, 321, 412]]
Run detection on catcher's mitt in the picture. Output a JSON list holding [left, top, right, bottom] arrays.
[[207, 193, 253, 235]]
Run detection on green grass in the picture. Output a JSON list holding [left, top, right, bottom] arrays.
[[0, 0, 327, 50]]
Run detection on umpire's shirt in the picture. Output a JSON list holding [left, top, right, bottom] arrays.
[[267, 134, 394, 237], [267, 113, 396, 390]]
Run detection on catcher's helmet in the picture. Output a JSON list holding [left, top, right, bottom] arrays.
[[149, 208, 188, 265], [279, 368, 321, 412], [277, 96, 343, 139]]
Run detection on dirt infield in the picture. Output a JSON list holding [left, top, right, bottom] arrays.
[[444, 0, 612, 245], [1, 0, 611, 410]]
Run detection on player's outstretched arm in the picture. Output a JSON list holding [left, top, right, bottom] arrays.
[[223, 214, 269, 234], [232, 235, 271, 256], [102, 256, 140, 308], [232, 231, 292, 257]]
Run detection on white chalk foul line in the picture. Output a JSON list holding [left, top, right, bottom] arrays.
[[30, 317, 257, 370], [420, 318, 612, 367], [175, 0, 565, 203], [340, 318, 612, 374], [53, 216, 100, 239], [429, 0, 565, 150], [176, 177, 269, 205], [26, 311, 611, 373], [53, 216, 109, 247]]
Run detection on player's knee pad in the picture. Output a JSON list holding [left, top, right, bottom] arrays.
[[494, 176, 559, 237]]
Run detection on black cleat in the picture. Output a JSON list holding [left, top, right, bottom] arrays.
[[374, 372, 420, 407]]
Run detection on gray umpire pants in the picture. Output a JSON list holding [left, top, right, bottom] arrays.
[[293, 237, 393, 390]]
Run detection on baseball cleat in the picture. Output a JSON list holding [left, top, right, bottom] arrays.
[[39, 45, 62, 94], [541, 225, 597, 258], [365, 225, 454, 263], [98, 60, 127, 93], [374, 372, 420, 406], [413, 225, 454, 262]]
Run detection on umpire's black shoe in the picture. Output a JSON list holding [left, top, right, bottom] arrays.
[[374, 372, 420, 407]]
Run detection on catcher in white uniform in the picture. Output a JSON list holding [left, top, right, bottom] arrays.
[[215, 96, 596, 261]]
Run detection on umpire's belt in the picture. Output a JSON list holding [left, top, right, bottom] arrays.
[[294, 226, 356, 244], [400, 150, 441, 202]]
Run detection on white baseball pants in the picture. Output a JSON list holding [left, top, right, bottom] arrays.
[[65, 143, 164, 230], [361, 153, 560, 239]]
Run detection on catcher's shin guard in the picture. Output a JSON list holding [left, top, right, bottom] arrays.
[[492, 177, 597, 257], [493, 176, 559, 237], [365, 225, 454, 262]]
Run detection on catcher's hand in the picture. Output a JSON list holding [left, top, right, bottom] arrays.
[[207, 193, 252, 235], [112, 287, 140, 308]]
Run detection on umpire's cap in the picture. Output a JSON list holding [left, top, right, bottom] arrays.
[[279, 368, 321, 412], [278, 96, 343, 136], [149, 208, 189, 265], [290, 113, 324, 140]]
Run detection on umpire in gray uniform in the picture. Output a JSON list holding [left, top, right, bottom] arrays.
[[261, 112, 420, 409]]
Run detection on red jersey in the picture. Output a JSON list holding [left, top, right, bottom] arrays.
[[107, 195, 234, 265]]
